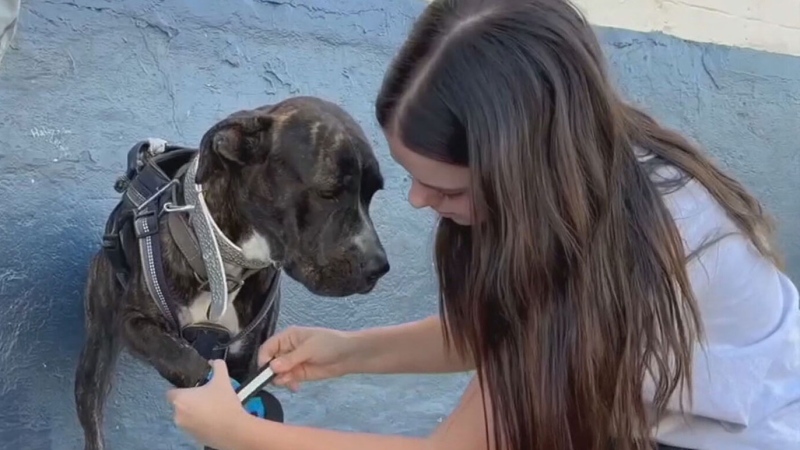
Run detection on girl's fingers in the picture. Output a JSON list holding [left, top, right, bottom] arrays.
[[272, 373, 302, 392], [274, 374, 292, 386]]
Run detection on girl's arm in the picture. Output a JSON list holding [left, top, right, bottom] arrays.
[[344, 315, 475, 375], [224, 376, 494, 450], [429, 376, 499, 450]]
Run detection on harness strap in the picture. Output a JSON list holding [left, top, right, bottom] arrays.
[[217, 267, 281, 352], [165, 162, 210, 283], [168, 211, 264, 293], [102, 201, 133, 286], [118, 140, 196, 329], [168, 212, 208, 281], [135, 208, 178, 327], [180, 157, 275, 322], [182, 157, 275, 271], [132, 195, 180, 327]]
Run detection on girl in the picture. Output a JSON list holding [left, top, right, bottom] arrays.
[[167, 0, 800, 449]]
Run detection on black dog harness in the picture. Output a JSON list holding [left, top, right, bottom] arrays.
[[102, 139, 281, 361]]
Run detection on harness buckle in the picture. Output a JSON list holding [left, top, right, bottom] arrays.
[[101, 233, 118, 250], [135, 209, 155, 218], [114, 175, 131, 194], [181, 323, 232, 361]]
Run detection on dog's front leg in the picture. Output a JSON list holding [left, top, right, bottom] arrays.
[[122, 312, 210, 387]]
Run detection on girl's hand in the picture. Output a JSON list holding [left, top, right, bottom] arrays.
[[166, 359, 246, 449], [258, 326, 360, 392]]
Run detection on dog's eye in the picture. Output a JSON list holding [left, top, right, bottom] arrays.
[[317, 189, 339, 200]]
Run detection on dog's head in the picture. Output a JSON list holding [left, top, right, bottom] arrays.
[[194, 97, 389, 297]]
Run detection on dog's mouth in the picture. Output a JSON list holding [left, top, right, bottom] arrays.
[[358, 279, 379, 295], [281, 261, 382, 297], [314, 279, 379, 297]]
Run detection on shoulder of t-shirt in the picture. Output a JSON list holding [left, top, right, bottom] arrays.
[[639, 155, 797, 348]]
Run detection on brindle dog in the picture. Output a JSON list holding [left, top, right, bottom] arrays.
[[74, 97, 390, 450]]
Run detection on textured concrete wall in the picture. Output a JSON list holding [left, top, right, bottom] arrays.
[[0, 1, 798, 449]]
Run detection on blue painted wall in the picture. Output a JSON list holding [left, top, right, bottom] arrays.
[[0, 1, 797, 449]]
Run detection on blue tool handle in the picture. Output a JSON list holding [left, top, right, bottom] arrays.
[[203, 359, 281, 421]]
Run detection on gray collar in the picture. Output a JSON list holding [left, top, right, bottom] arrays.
[[180, 155, 275, 321]]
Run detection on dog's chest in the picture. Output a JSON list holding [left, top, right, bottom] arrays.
[[181, 289, 244, 355], [182, 290, 241, 331], [177, 234, 272, 355]]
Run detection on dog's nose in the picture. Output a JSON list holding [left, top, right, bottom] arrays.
[[363, 254, 390, 283]]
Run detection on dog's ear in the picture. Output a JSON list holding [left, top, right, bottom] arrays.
[[195, 113, 274, 184]]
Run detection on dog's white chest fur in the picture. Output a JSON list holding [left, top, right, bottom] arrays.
[[179, 232, 272, 355], [183, 290, 243, 331]]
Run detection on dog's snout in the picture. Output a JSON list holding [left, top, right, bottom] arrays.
[[363, 253, 390, 283]]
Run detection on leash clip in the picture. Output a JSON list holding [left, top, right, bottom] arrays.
[[136, 179, 179, 212], [162, 202, 195, 214]]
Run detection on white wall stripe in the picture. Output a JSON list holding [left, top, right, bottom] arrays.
[[424, 0, 800, 57], [571, 0, 800, 57]]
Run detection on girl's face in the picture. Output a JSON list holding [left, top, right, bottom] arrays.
[[384, 130, 473, 226]]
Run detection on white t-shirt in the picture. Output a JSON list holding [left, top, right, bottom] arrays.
[[643, 161, 800, 449]]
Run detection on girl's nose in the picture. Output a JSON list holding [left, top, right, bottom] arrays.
[[407, 178, 440, 210]]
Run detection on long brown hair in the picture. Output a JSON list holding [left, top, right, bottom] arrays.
[[375, 0, 781, 449]]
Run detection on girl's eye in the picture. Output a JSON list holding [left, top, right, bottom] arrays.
[[440, 193, 459, 201]]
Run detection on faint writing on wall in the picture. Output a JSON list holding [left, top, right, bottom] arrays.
[[30, 126, 73, 161]]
